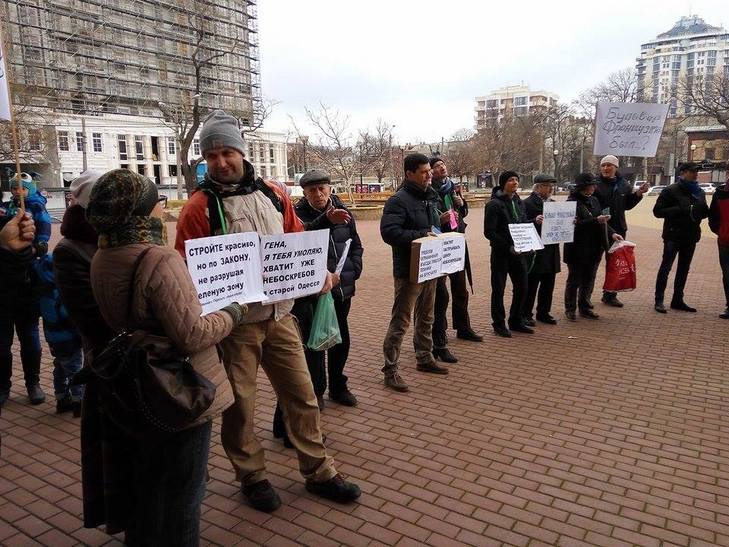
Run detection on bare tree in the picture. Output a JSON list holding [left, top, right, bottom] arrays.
[[441, 129, 477, 183], [358, 119, 394, 186], [240, 97, 280, 138], [679, 73, 729, 131]]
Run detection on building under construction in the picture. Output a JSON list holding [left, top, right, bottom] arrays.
[[1, 0, 261, 120]]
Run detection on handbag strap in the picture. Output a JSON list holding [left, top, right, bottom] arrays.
[[125, 246, 155, 332]]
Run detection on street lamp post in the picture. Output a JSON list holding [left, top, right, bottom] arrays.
[[690, 143, 697, 162], [553, 149, 559, 179]]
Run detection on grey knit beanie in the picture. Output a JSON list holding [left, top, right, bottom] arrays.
[[199, 110, 246, 158]]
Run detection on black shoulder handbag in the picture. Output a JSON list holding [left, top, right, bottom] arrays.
[[88, 247, 216, 434]]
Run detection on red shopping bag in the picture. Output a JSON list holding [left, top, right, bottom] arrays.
[[603, 241, 637, 292]]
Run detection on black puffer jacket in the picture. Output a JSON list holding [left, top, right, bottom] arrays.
[[483, 188, 527, 257], [563, 191, 614, 264], [0, 245, 38, 321], [523, 192, 561, 274], [593, 174, 642, 236], [381, 181, 442, 279], [294, 194, 364, 301], [653, 180, 709, 244]]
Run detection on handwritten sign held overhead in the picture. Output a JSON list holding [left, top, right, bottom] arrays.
[[541, 201, 576, 245], [593, 102, 668, 158]]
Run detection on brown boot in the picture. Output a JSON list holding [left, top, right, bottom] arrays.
[[384, 372, 409, 392]]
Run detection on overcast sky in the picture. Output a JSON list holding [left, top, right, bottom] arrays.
[[258, 0, 727, 144]]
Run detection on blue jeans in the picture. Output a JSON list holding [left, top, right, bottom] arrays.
[[125, 420, 212, 547], [0, 315, 42, 390], [51, 343, 83, 400]]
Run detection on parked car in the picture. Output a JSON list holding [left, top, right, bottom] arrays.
[[646, 185, 666, 196], [699, 183, 715, 195]]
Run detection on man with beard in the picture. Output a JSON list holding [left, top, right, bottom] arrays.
[[428, 156, 482, 365]]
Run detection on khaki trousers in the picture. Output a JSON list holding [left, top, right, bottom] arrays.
[[382, 277, 437, 375], [220, 314, 336, 486]]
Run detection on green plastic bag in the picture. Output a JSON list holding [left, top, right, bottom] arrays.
[[306, 292, 342, 351]]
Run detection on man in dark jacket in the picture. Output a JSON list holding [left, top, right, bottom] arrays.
[[653, 162, 710, 313], [709, 176, 729, 319], [523, 174, 560, 325], [380, 153, 450, 392], [0, 212, 37, 408], [429, 157, 482, 364], [484, 171, 533, 337], [594, 155, 649, 307]]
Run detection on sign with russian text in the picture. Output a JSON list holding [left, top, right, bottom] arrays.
[[439, 233, 467, 275], [185, 232, 266, 315], [509, 223, 544, 253], [0, 40, 11, 121], [541, 201, 576, 245], [409, 233, 466, 283], [593, 102, 669, 157], [260, 229, 329, 303]]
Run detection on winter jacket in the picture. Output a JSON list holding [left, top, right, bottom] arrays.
[[294, 194, 364, 301], [563, 191, 614, 265], [37, 253, 81, 354], [523, 192, 561, 274], [484, 189, 527, 258], [0, 244, 39, 321], [380, 181, 442, 279], [175, 159, 303, 323], [54, 204, 115, 356], [432, 177, 468, 233], [653, 179, 709, 244], [709, 184, 729, 247], [593, 174, 642, 236], [4, 189, 52, 257], [91, 243, 235, 425]]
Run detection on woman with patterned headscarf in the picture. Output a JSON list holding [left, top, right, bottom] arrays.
[[85, 169, 246, 546]]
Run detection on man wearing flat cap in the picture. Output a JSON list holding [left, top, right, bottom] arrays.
[[523, 174, 560, 325], [594, 154, 649, 308], [652, 162, 709, 313]]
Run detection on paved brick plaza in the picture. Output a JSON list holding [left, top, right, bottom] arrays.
[[1, 197, 728, 546]]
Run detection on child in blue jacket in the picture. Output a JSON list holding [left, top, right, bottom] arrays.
[[5, 174, 52, 257]]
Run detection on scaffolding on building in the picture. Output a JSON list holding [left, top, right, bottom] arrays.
[[0, 0, 262, 124]]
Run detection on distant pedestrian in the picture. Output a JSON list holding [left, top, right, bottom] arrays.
[[594, 155, 648, 308], [709, 175, 729, 319], [653, 162, 709, 313]]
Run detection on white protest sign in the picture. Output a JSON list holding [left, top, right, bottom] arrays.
[[335, 238, 351, 275], [185, 232, 266, 315], [593, 102, 669, 158], [438, 233, 466, 275], [0, 39, 11, 121], [541, 201, 577, 245], [414, 238, 443, 283], [261, 229, 329, 303], [509, 223, 544, 253]]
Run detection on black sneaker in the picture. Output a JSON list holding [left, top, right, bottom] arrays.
[[536, 314, 558, 325], [56, 394, 75, 414], [330, 389, 358, 407], [305, 474, 361, 503], [433, 348, 458, 363], [565, 311, 577, 322], [720, 308, 729, 319], [523, 317, 536, 327], [655, 302, 667, 314], [456, 329, 483, 342], [27, 384, 45, 405], [241, 480, 282, 513], [602, 295, 624, 307], [493, 325, 512, 338], [509, 323, 535, 334], [416, 362, 449, 375], [671, 301, 697, 313], [579, 309, 600, 320]]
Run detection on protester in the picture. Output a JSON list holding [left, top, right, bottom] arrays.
[[484, 171, 533, 337], [564, 173, 622, 321], [523, 174, 560, 325], [709, 176, 729, 319], [37, 253, 84, 415], [653, 162, 709, 313], [86, 169, 244, 546], [272, 169, 364, 446], [176, 110, 360, 512], [0, 212, 38, 408], [429, 156, 482, 366], [0, 175, 47, 407], [380, 153, 450, 392]]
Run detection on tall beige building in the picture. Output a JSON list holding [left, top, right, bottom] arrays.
[[474, 85, 558, 129], [636, 15, 729, 117]]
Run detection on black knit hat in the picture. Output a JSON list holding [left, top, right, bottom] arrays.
[[429, 156, 445, 168], [574, 173, 596, 189], [498, 171, 520, 187]]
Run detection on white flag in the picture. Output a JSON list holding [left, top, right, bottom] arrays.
[[0, 39, 11, 121]]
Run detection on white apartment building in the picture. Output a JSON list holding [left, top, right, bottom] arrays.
[[475, 85, 558, 128], [636, 15, 729, 117]]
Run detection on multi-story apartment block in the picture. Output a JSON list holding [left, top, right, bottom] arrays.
[[475, 85, 558, 128], [636, 15, 729, 117]]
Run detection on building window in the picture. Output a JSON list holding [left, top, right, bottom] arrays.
[[28, 130, 41, 151], [168, 165, 178, 177], [76, 131, 85, 152], [261, 165, 267, 178], [192, 138, 200, 156], [92, 132, 103, 152], [167, 137, 176, 155], [248, 143, 255, 161], [135, 135, 144, 160], [58, 130, 69, 151], [269, 144, 275, 163], [514, 96, 527, 106], [118, 134, 128, 160]]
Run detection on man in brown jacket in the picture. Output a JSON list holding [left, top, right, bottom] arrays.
[[176, 110, 361, 512]]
